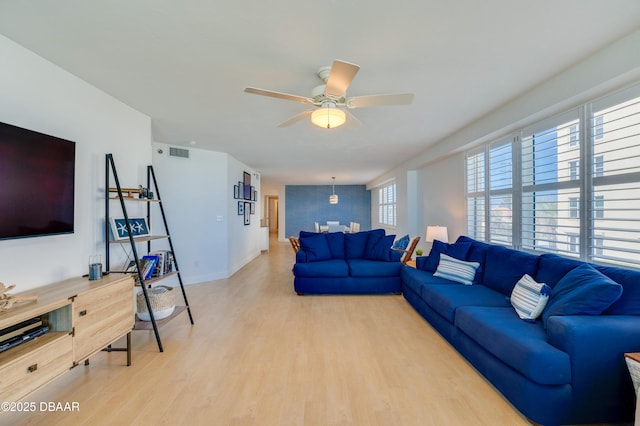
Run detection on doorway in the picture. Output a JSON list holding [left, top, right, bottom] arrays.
[[267, 196, 279, 236]]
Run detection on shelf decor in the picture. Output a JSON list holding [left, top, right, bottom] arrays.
[[0, 282, 37, 311], [110, 217, 150, 240]]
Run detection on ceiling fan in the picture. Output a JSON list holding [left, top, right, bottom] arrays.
[[244, 60, 414, 129]]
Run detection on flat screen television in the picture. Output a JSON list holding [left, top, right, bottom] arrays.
[[0, 121, 75, 240]]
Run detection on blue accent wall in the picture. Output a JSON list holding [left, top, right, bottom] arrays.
[[286, 185, 371, 237]]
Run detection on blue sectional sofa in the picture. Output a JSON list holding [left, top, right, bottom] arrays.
[[293, 229, 403, 295], [401, 236, 640, 425]]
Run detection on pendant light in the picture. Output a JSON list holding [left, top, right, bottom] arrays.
[[329, 177, 339, 204]]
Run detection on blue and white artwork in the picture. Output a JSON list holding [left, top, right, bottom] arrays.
[[110, 217, 150, 240]]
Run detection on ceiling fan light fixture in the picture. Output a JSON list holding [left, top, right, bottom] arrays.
[[311, 103, 346, 129]]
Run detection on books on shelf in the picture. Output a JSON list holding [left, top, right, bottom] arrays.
[[140, 255, 159, 280], [149, 250, 175, 277], [123, 251, 175, 283]]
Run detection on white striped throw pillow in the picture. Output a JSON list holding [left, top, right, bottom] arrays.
[[433, 253, 480, 285], [510, 274, 552, 321]]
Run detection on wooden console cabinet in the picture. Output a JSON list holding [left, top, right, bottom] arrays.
[[0, 274, 133, 403]]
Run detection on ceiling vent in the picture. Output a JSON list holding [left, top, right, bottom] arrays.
[[169, 147, 189, 159]]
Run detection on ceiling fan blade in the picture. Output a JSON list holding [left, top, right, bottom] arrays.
[[244, 87, 314, 105], [277, 110, 313, 127], [348, 93, 414, 108], [344, 110, 363, 127], [324, 60, 360, 100]]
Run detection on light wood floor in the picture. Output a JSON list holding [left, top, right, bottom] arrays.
[[5, 237, 530, 426]]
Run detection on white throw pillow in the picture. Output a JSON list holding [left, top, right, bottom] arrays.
[[433, 253, 480, 285], [510, 274, 552, 321]]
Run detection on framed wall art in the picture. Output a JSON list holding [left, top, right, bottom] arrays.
[[243, 171, 251, 200], [110, 217, 150, 240], [244, 202, 251, 225]]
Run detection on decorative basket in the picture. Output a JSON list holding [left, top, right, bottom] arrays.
[[625, 353, 640, 396], [136, 285, 175, 321]]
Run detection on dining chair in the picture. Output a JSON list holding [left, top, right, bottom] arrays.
[[288, 236, 300, 253]]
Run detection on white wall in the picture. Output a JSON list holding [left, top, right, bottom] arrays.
[[0, 35, 152, 291], [369, 30, 640, 247], [417, 153, 466, 243], [152, 144, 229, 283], [227, 156, 262, 274], [152, 143, 261, 283]]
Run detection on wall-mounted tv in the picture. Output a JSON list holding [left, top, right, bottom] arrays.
[[0, 121, 75, 240]]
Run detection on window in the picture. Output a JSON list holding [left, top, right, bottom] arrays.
[[488, 141, 513, 245], [569, 197, 579, 218], [521, 109, 581, 255], [568, 234, 579, 253], [592, 236, 604, 257], [594, 115, 604, 140], [569, 160, 580, 181], [594, 195, 604, 219], [466, 150, 486, 240], [594, 155, 604, 178], [466, 84, 640, 268], [590, 89, 640, 267], [378, 182, 396, 226], [569, 123, 579, 147], [465, 140, 513, 245]]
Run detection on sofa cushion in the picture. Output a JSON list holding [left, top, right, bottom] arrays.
[[483, 245, 540, 296], [325, 232, 345, 259], [348, 259, 403, 277], [292, 259, 349, 278], [421, 283, 511, 323], [345, 230, 381, 259], [392, 234, 410, 250], [433, 254, 480, 285], [455, 306, 571, 385], [542, 263, 623, 329], [400, 266, 454, 296], [510, 274, 551, 321], [422, 240, 472, 272], [595, 264, 640, 315], [535, 253, 583, 288], [415, 255, 428, 270], [299, 233, 332, 262], [366, 234, 395, 261], [455, 236, 491, 284]]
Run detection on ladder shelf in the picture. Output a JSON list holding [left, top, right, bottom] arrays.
[[104, 153, 194, 352]]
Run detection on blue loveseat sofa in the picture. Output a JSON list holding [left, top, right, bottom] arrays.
[[293, 229, 403, 295], [401, 235, 640, 425]]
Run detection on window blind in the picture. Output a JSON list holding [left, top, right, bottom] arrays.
[[590, 90, 640, 267]]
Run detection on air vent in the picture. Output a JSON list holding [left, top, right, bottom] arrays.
[[169, 147, 189, 158]]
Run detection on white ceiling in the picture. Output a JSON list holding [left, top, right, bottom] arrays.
[[1, 1, 639, 185]]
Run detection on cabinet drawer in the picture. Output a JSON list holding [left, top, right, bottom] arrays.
[[0, 333, 73, 402], [73, 277, 134, 362]]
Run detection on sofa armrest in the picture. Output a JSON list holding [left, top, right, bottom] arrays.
[[547, 315, 640, 358], [546, 315, 640, 419], [295, 250, 308, 263]]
